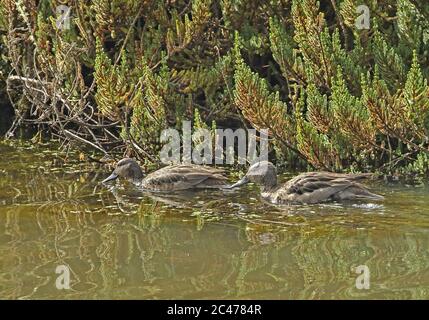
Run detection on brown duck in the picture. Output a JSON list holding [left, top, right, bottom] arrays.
[[102, 158, 228, 191], [229, 161, 384, 204]]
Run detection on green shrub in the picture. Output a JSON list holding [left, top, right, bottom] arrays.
[[1, 0, 428, 176]]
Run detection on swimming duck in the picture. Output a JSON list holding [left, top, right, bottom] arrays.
[[102, 158, 228, 191], [229, 161, 384, 204]]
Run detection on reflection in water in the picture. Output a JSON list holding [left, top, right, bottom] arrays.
[[0, 141, 429, 299]]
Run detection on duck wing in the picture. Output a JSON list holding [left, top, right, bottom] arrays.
[[273, 172, 382, 204], [141, 164, 228, 191]]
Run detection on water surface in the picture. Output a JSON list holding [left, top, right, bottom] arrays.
[[1, 141, 429, 299]]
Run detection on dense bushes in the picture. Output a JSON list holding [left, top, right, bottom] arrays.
[[1, 0, 428, 175]]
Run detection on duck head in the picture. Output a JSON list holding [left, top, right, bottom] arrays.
[[102, 158, 144, 184], [230, 161, 277, 190]]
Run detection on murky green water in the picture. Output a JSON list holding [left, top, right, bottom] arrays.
[[1, 141, 429, 299]]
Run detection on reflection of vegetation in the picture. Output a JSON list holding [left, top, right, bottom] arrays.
[[1, 140, 429, 299], [2, 193, 429, 299], [2, 165, 429, 299], [1, 1, 428, 175]]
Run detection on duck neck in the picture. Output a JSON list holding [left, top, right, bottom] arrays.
[[260, 175, 277, 193], [130, 166, 144, 184]]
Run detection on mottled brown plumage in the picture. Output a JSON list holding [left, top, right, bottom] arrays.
[[102, 158, 228, 191], [229, 161, 384, 204]]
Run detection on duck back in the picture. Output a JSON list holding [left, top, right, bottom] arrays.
[[268, 172, 382, 204], [141, 164, 228, 191]]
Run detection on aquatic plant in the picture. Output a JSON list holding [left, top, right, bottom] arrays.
[[233, 0, 429, 175], [0, 0, 428, 175]]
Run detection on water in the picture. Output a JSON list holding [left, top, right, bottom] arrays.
[[1, 141, 429, 299]]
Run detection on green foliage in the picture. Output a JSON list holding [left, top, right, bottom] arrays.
[[1, 0, 429, 176], [128, 59, 168, 158], [234, 34, 298, 158], [232, 0, 429, 175], [94, 41, 133, 120]]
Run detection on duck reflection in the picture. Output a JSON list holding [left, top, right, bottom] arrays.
[[1, 144, 429, 299], [2, 199, 429, 299]]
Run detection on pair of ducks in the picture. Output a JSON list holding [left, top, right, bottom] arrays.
[[102, 158, 383, 204]]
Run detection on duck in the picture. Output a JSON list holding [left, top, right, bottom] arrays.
[[229, 161, 384, 204], [102, 158, 228, 191]]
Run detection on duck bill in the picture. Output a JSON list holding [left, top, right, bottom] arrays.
[[102, 172, 118, 183], [228, 176, 250, 189]]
